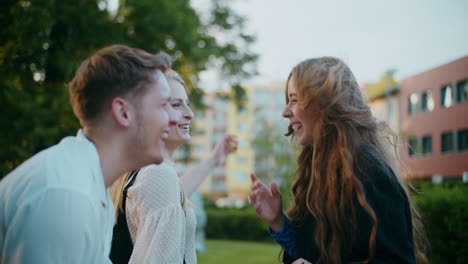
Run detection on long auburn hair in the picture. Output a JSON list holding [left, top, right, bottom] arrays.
[[284, 57, 428, 264]]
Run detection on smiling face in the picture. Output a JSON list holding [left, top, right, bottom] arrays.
[[131, 70, 176, 165], [282, 75, 320, 147], [163, 78, 194, 150]]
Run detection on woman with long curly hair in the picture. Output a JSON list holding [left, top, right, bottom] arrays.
[[249, 57, 428, 264]]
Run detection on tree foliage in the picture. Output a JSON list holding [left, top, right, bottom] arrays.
[[0, 0, 257, 177], [251, 118, 299, 207]]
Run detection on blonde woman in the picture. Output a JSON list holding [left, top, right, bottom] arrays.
[[250, 57, 428, 264], [110, 71, 236, 264]]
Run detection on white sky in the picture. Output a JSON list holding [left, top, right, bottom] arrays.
[[195, 0, 468, 90], [109, 0, 468, 90]]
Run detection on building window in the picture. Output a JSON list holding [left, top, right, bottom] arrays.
[[195, 111, 205, 119], [421, 91, 434, 112], [457, 129, 468, 152], [253, 90, 269, 106], [421, 136, 432, 155], [408, 93, 419, 114], [441, 85, 454, 108], [408, 137, 418, 156], [276, 91, 285, 105], [195, 129, 205, 136], [237, 156, 247, 165], [456, 80, 468, 103], [238, 123, 248, 133], [238, 138, 249, 149], [239, 107, 247, 116], [441, 132, 454, 153], [235, 172, 248, 183], [215, 112, 224, 123], [194, 144, 205, 153]]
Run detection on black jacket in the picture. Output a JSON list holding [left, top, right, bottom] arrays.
[[283, 147, 416, 264]]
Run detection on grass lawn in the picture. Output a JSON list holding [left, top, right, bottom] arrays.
[[197, 240, 282, 264]]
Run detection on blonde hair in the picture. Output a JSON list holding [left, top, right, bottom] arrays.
[[284, 57, 428, 264], [165, 69, 185, 86]]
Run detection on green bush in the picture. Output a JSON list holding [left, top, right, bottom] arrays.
[[205, 183, 468, 264], [413, 183, 468, 264], [202, 195, 218, 209], [205, 207, 274, 242]]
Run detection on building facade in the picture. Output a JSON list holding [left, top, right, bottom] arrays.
[[363, 71, 400, 134], [196, 93, 230, 196], [226, 82, 287, 200], [400, 56, 468, 181]]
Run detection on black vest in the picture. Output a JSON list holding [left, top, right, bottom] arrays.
[[110, 170, 139, 264], [109, 170, 187, 264]]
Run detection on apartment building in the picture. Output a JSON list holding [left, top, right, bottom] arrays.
[[400, 56, 468, 181]]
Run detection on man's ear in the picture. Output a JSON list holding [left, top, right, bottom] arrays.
[[111, 97, 133, 128]]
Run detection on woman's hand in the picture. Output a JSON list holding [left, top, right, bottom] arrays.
[[249, 173, 284, 232], [292, 258, 312, 264], [209, 134, 237, 166], [180, 134, 236, 196]]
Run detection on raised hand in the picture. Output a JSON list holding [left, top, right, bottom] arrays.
[[292, 258, 312, 264], [180, 134, 237, 197], [249, 173, 285, 232], [210, 134, 237, 166]]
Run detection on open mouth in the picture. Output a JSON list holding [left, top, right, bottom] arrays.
[[291, 123, 303, 134], [178, 124, 190, 130]]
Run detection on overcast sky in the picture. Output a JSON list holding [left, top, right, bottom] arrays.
[[194, 0, 468, 90]]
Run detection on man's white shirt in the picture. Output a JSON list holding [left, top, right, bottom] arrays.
[[0, 130, 114, 264]]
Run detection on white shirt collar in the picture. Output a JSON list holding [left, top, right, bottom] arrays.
[[75, 129, 109, 204]]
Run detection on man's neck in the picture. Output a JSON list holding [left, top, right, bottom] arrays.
[[83, 127, 128, 187]]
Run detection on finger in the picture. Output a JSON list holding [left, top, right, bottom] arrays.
[[254, 203, 261, 212], [292, 258, 311, 264], [251, 173, 265, 188], [251, 188, 260, 199], [228, 137, 238, 152], [251, 183, 259, 192], [253, 188, 266, 202], [231, 140, 238, 151], [271, 182, 281, 198], [250, 173, 257, 183], [256, 179, 266, 189], [227, 143, 237, 153], [254, 180, 262, 190], [250, 193, 258, 205], [227, 134, 237, 142], [225, 134, 233, 144]]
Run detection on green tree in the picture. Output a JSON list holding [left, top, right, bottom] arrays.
[[0, 0, 257, 177], [251, 118, 299, 207], [118, 0, 257, 108], [0, 0, 122, 176]]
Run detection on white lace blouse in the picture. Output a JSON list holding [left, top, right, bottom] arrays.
[[125, 161, 197, 264]]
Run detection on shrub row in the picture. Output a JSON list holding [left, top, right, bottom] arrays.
[[205, 207, 274, 242], [413, 183, 468, 264], [204, 183, 468, 263]]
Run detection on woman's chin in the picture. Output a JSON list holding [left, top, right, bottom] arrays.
[[182, 135, 191, 143], [297, 135, 312, 147]]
